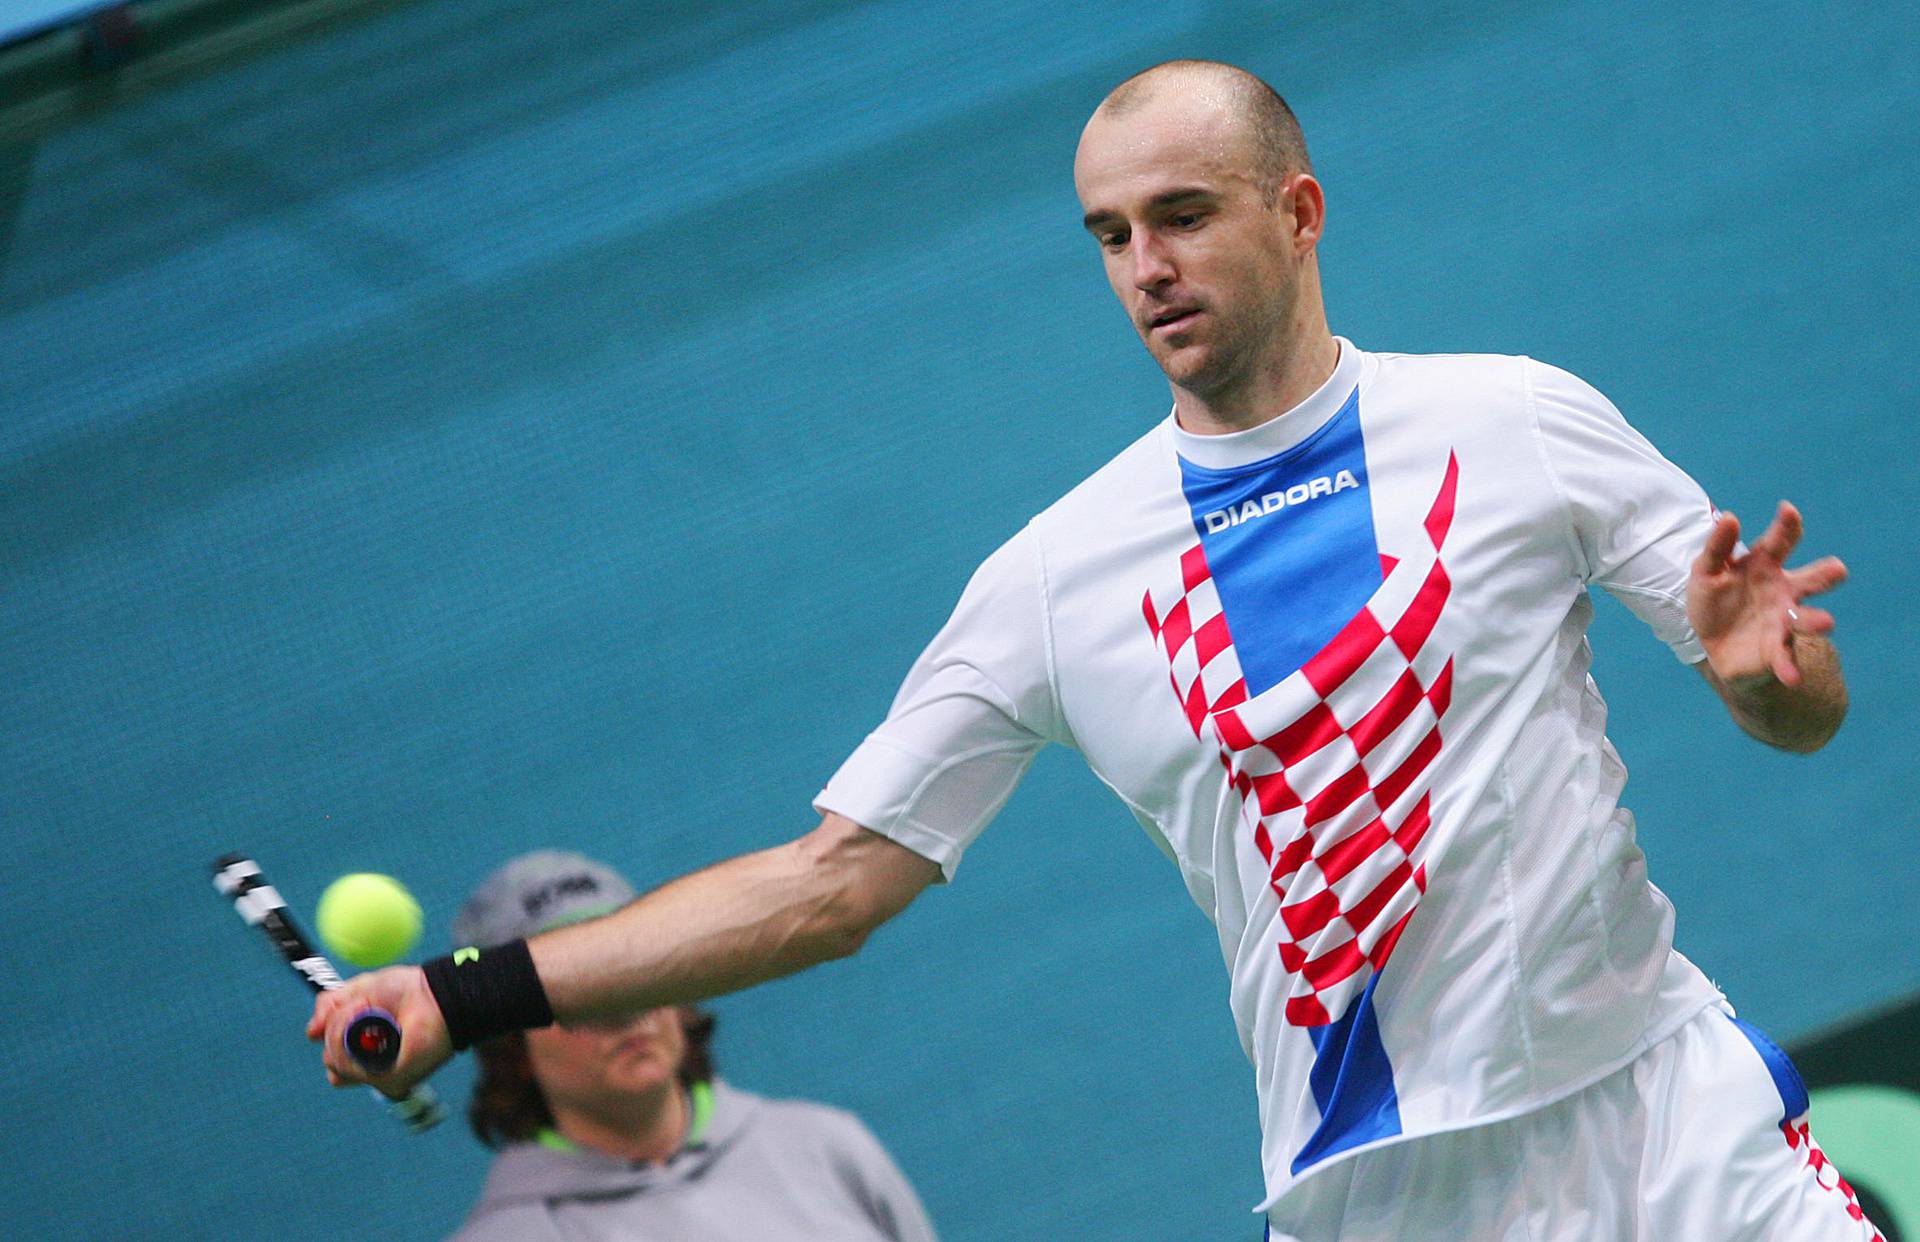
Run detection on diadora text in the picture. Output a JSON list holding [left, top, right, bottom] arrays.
[[1201, 469, 1360, 533]]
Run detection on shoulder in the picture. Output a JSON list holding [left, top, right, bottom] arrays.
[[1371, 347, 1624, 415], [747, 1091, 882, 1148], [735, 1090, 902, 1176], [1361, 346, 1630, 453], [1030, 417, 1180, 537], [1362, 346, 1542, 410]]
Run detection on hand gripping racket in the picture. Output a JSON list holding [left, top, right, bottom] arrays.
[[212, 853, 446, 1132]]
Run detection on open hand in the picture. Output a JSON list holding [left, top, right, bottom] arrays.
[[1688, 501, 1846, 689]]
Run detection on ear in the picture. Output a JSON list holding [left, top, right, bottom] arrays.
[[1286, 173, 1326, 253]]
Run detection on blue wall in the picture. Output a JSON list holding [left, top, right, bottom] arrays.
[[2, 2, 1915, 1237]]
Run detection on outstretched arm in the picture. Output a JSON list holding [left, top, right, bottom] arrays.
[[538, 813, 938, 1018], [1689, 500, 1849, 752], [307, 813, 940, 1093]]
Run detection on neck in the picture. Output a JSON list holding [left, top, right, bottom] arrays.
[[1172, 309, 1338, 437], [550, 1080, 689, 1165]]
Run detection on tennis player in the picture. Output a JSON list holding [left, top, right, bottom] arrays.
[[313, 60, 1875, 1239]]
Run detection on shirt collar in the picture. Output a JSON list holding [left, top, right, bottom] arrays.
[[534, 1079, 716, 1158], [1168, 337, 1364, 471]]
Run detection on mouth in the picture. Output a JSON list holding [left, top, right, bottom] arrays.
[[1147, 307, 1201, 333]]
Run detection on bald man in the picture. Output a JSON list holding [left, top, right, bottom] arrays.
[[314, 61, 1871, 1240]]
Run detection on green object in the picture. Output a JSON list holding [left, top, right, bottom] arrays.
[[536, 1080, 715, 1156], [536, 1128, 577, 1153], [686, 1080, 714, 1146], [1808, 1085, 1920, 1234], [314, 872, 423, 968]]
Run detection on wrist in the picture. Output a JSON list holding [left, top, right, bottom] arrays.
[[421, 939, 555, 1051]]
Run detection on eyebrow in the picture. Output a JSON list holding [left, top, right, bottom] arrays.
[[1082, 186, 1218, 232]]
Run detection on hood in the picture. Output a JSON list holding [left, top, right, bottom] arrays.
[[467, 1080, 759, 1209]]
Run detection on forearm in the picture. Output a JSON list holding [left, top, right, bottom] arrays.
[[1701, 635, 1848, 753], [311, 819, 932, 1088], [531, 815, 934, 1022]]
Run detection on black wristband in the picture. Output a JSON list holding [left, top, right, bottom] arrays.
[[421, 939, 554, 1052]]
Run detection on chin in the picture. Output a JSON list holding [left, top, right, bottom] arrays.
[[1166, 360, 1239, 397], [1152, 347, 1215, 388], [608, 1069, 676, 1098]]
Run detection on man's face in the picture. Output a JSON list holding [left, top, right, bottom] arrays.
[[525, 1005, 690, 1117], [1075, 92, 1307, 399]]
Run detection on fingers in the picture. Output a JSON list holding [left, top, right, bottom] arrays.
[[1787, 555, 1848, 599], [1771, 596, 1810, 687], [1750, 500, 1803, 563], [313, 968, 404, 1089], [1787, 604, 1836, 635], [1771, 636, 1802, 688], [1695, 510, 1741, 575], [311, 965, 451, 1098], [1771, 586, 1841, 686], [306, 991, 339, 1042], [1769, 597, 1801, 688], [320, 993, 369, 1087]]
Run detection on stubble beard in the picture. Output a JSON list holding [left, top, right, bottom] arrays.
[[1181, 286, 1303, 409], [1154, 316, 1257, 405]]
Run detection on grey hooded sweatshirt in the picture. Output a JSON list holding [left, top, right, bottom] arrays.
[[448, 1081, 938, 1242]]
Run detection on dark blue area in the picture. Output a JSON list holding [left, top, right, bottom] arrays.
[[1179, 391, 1381, 696], [1729, 1013, 1812, 1122], [1292, 971, 1404, 1173]]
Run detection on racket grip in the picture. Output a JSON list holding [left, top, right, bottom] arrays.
[[344, 1007, 402, 1073]]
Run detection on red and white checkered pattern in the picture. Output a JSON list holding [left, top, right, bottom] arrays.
[[1783, 1117, 1886, 1239], [1144, 454, 1461, 1028], [1139, 540, 1251, 736]]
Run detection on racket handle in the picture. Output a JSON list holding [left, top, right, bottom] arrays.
[[343, 1007, 402, 1073], [346, 1012, 448, 1130]]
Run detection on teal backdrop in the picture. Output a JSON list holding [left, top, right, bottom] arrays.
[[2, 2, 1915, 1237]]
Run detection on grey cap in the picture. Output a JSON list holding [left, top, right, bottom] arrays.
[[452, 849, 638, 948]]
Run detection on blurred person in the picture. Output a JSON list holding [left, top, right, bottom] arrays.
[[446, 851, 936, 1242], [318, 60, 1873, 1240]]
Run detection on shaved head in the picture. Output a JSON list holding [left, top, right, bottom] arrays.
[[1095, 60, 1311, 203], [1074, 58, 1334, 429]]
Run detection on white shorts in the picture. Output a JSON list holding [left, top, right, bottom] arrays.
[[1264, 1004, 1884, 1242]]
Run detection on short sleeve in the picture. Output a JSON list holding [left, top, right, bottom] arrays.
[[1528, 358, 1715, 664], [814, 526, 1060, 881]]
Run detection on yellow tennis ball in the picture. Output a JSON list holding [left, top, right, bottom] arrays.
[[315, 873, 422, 969]]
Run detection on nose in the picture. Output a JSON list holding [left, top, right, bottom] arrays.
[[1129, 232, 1176, 291]]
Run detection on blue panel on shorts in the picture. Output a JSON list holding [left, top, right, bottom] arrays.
[[1177, 389, 1380, 697], [1291, 970, 1403, 1172], [1727, 1012, 1811, 1122]]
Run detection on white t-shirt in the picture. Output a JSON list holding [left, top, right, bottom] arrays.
[[816, 339, 1724, 1209]]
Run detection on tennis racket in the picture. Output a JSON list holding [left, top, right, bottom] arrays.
[[211, 852, 446, 1132]]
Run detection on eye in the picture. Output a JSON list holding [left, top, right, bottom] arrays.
[[1169, 211, 1206, 230], [1099, 230, 1129, 252]]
